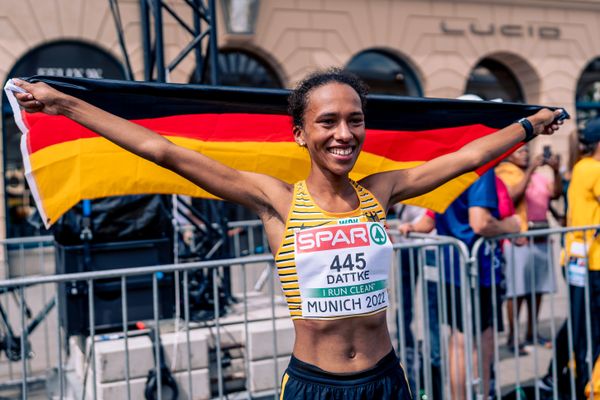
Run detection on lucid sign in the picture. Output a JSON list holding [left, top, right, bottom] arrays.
[[440, 21, 561, 40]]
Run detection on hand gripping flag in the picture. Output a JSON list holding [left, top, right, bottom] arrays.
[[4, 76, 548, 228]]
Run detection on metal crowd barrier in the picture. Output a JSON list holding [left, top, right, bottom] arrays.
[[388, 225, 600, 400], [0, 252, 282, 400], [0, 235, 55, 395], [0, 223, 283, 400], [0, 223, 596, 399], [389, 232, 474, 400], [471, 225, 600, 400]]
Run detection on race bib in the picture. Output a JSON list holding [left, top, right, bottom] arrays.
[[567, 241, 588, 288], [423, 248, 439, 283], [568, 259, 587, 287], [294, 221, 393, 318]]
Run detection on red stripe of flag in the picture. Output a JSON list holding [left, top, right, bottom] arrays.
[[363, 124, 497, 162], [25, 112, 504, 164], [24, 113, 295, 153]]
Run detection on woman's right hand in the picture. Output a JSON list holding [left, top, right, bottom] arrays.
[[12, 79, 68, 116]]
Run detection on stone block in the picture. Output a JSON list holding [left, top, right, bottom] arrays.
[[88, 368, 210, 400], [204, 323, 244, 348], [163, 330, 210, 371], [91, 329, 208, 383], [249, 356, 289, 394], [247, 319, 294, 361]]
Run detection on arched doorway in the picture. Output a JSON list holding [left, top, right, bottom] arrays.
[[192, 48, 283, 88], [575, 57, 600, 128], [345, 50, 423, 96], [2, 40, 126, 237], [464, 58, 524, 102]]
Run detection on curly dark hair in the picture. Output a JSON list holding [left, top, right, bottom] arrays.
[[287, 68, 369, 128]]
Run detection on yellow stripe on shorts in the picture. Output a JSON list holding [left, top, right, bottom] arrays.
[[279, 373, 289, 400]]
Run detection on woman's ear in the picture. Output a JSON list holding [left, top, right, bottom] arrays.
[[293, 125, 306, 147]]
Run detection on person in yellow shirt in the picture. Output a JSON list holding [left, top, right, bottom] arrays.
[[565, 117, 600, 399]]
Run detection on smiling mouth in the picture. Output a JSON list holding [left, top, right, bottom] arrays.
[[328, 146, 354, 156]]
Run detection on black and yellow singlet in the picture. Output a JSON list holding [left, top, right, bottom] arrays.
[[274, 180, 393, 320]]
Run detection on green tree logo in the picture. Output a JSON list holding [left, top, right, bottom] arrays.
[[370, 224, 387, 245]]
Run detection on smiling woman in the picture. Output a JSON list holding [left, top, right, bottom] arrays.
[[294, 82, 366, 179], [11, 67, 562, 399]]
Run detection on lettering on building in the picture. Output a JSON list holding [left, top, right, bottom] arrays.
[[36, 67, 104, 78], [440, 21, 560, 40]]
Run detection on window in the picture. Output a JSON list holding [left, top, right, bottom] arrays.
[[464, 59, 524, 102], [345, 50, 422, 96], [195, 49, 283, 88], [576, 58, 600, 127]]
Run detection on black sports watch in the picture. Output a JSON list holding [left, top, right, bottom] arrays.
[[517, 117, 535, 142]]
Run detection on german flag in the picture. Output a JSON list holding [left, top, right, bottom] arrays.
[[5, 76, 545, 228]]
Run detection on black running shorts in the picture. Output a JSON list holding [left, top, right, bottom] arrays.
[[279, 350, 412, 400]]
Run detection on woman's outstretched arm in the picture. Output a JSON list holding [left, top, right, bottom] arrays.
[[13, 79, 291, 219], [362, 108, 564, 211]]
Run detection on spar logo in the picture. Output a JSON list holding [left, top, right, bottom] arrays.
[[296, 224, 370, 253], [370, 224, 388, 245]]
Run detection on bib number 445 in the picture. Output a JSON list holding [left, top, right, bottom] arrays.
[[330, 252, 366, 272]]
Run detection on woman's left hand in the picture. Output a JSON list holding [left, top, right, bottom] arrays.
[[529, 108, 565, 136]]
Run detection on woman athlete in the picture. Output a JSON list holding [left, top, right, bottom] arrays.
[[13, 69, 562, 399]]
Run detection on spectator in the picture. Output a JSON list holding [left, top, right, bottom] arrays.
[[391, 204, 440, 397], [538, 128, 588, 394], [564, 117, 600, 399], [406, 170, 520, 400], [495, 144, 561, 349]]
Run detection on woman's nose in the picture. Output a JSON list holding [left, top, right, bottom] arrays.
[[335, 122, 352, 141]]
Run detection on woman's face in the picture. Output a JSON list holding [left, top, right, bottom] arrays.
[[508, 145, 529, 168], [295, 82, 365, 177]]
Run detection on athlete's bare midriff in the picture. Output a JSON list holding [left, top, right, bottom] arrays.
[[291, 310, 393, 373]]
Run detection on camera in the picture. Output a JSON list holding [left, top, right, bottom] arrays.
[[543, 145, 552, 162]]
